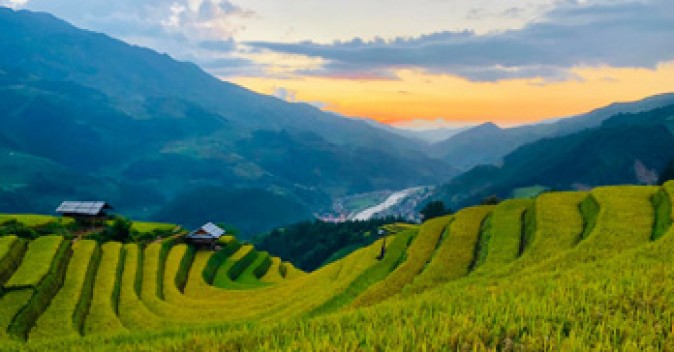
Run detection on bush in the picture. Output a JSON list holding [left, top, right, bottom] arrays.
[[0, 220, 38, 240], [92, 217, 133, 243], [420, 200, 452, 222]]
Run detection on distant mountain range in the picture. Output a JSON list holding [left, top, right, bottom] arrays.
[[359, 118, 470, 143], [428, 92, 674, 170], [433, 104, 674, 209], [1, 7, 673, 236], [0, 8, 455, 235]]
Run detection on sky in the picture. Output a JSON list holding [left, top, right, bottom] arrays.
[[3, 0, 674, 128]]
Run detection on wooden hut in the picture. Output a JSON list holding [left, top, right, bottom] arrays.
[[186, 222, 225, 249], [56, 201, 113, 226]]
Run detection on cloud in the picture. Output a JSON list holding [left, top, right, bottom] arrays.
[[0, 0, 28, 9], [246, 0, 674, 81], [16, 0, 254, 76], [272, 87, 298, 102], [198, 38, 236, 52], [272, 87, 328, 109]]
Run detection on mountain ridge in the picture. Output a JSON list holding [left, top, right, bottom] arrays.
[[433, 103, 674, 209], [430, 92, 674, 170], [0, 7, 456, 235]]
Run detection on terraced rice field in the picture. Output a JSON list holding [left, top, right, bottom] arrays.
[[130, 221, 177, 234], [1, 183, 674, 350], [0, 215, 74, 227]]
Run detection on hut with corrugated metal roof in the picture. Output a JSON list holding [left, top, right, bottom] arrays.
[[56, 201, 113, 225], [186, 222, 225, 249]]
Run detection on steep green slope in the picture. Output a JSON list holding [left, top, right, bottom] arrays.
[[472, 199, 533, 273], [84, 242, 126, 336], [310, 227, 417, 315], [352, 215, 451, 308], [405, 206, 493, 294], [0, 8, 455, 235], [30, 240, 99, 340], [0, 236, 26, 286]]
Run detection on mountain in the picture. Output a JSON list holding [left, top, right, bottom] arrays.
[[359, 118, 469, 143], [433, 104, 674, 209], [430, 92, 674, 170], [0, 8, 457, 235], [399, 127, 470, 143]]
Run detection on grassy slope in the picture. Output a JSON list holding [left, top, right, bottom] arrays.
[[0, 215, 74, 227], [1, 183, 674, 350], [0, 236, 26, 286], [523, 192, 588, 263], [235, 251, 272, 286], [473, 199, 533, 274], [211, 245, 260, 289], [116, 244, 165, 331], [0, 290, 33, 341], [352, 215, 451, 308], [30, 240, 99, 340], [280, 262, 305, 280], [405, 206, 494, 294], [4, 236, 64, 289], [652, 187, 673, 240], [260, 257, 285, 283], [84, 242, 126, 336], [130, 222, 177, 234], [176, 238, 385, 322], [154, 225, 674, 351], [309, 228, 417, 316], [3, 236, 70, 340]]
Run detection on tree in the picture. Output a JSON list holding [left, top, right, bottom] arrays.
[[480, 195, 502, 206], [216, 223, 240, 237], [420, 200, 450, 222], [103, 217, 132, 243]]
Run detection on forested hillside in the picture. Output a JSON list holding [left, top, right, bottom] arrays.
[[434, 104, 674, 209]]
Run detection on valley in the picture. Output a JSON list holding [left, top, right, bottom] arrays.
[[352, 187, 426, 221], [1, 3, 674, 351]]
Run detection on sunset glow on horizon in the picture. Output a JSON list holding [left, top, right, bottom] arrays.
[[7, 0, 674, 128], [232, 62, 674, 127]]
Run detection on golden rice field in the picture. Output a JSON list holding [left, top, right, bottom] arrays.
[[0, 182, 673, 351]]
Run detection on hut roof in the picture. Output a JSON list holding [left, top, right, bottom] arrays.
[[56, 201, 113, 216], [187, 222, 225, 240]]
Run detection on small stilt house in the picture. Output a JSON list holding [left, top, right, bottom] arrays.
[[56, 201, 113, 226], [186, 222, 225, 249]]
